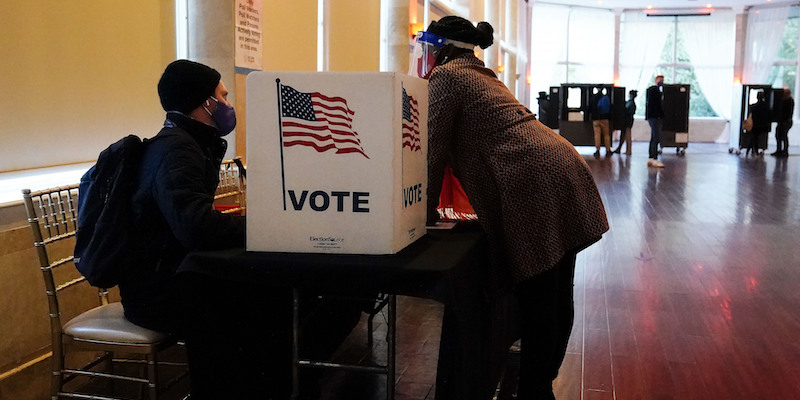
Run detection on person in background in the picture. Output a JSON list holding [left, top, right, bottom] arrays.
[[414, 16, 609, 400], [746, 91, 770, 157], [613, 89, 637, 155], [590, 87, 613, 158], [646, 75, 665, 168], [773, 88, 794, 157]]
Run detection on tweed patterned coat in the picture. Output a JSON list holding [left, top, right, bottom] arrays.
[[426, 53, 609, 288]]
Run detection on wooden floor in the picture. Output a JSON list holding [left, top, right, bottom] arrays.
[[321, 142, 800, 400]]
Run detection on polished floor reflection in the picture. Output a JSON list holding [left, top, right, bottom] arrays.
[[324, 142, 800, 400], [563, 142, 800, 400]]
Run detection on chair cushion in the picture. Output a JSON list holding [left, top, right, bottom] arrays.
[[63, 303, 170, 344]]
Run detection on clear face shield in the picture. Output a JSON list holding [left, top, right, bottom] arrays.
[[409, 31, 446, 79]]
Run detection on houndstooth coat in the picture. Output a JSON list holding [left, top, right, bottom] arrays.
[[426, 53, 609, 288]]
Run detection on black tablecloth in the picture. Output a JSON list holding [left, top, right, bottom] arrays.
[[177, 229, 518, 400]]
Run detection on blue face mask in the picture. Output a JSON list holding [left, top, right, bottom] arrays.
[[657, 81, 663, 87], [205, 96, 237, 136]]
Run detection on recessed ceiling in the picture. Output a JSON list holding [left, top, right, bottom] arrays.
[[536, 0, 796, 12]]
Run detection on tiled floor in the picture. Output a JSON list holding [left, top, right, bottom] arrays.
[[565, 143, 800, 400], [317, 296, 444, 400], [321, 142, 800, 400]]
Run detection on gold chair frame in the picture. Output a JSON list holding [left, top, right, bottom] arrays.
[[22, 185, 186, 400], [214, 158, 246, 215]]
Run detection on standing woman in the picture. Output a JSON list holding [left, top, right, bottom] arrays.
[[414, 16, 609, 400], [613, 89, 637, 155]]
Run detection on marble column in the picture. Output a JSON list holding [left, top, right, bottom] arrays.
[[188, 0, 236, 159], [484, 0, 499, 72], [386, 0, 410, 73]]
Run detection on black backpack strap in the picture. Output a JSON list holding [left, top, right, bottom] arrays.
[[233, 157, 246, 179]]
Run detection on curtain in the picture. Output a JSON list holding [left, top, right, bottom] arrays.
[[681, 11, 736, 119], [743, 6, 791, 84], [567, 7, 615, 83], [530, 4, 569, 95], [618, 11, 671, 95]]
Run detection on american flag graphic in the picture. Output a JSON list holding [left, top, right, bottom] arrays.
[[280, 83, 369, 159], [402, 87, 421, 152]]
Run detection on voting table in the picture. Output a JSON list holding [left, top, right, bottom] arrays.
[[177, 228, 518, 400]]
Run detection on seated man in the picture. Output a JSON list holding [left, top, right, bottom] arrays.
[[122, 60, 244, 334]]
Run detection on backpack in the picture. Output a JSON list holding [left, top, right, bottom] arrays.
[[74, 135, 147, 288], [597, 95, 611, 115]]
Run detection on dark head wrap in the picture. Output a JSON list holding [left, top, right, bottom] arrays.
[[426, 16, 494, 49], [158, 59, 221, 113]]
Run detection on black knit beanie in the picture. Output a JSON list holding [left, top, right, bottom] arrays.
[[426, 16, 494, 49], [158, 59, 221, 113]]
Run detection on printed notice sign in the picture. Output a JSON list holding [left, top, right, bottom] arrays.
[[235, 0, 263, 69]]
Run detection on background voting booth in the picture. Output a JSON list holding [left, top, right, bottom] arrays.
[[538, 83, 690, 154], [246, 71, 428, 254], [537, 87, 560, 130], [729, 84, 783, 155], [540, 83, 626, 147], [660, 84, 691, 155]]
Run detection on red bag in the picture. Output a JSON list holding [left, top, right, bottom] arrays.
[[437, 166, 478, 221]]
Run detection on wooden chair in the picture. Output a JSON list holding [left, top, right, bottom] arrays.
[[22, 185, 186, 400], [214, 158, 246, 215]]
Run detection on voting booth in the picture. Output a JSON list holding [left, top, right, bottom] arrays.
[[729, 84, 779, 155], [537, 87, 560, 129], [556, 83, 625, 147], [246, 72, 428, 254], [661, 84, 690, 155]]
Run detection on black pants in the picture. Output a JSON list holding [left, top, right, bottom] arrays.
[[648, 118, 662, 159], [776, 120, 792, 152], [514, 251, 577, 400]]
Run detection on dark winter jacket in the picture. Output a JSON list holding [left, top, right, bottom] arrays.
[[645, 85, 664, 120], [589, 92, 612, 121], [779, 96, 794, 122], [749, 99, 771, 133], [119, 112, 245, 332], [426, 53, 609, 289]]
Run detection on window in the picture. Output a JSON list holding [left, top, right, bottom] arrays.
[[318, 0, 326, 71], [529, 5, 614, 105], [766, 8, 798, 90], [175, 0, 188, 59], [620, 11, 735, 118], [654, 25, 718, 117]]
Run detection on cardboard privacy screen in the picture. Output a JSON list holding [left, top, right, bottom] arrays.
[[246, 72, 428, 254]]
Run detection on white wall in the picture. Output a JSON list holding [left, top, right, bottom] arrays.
[[0, 2, 175, 172]]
